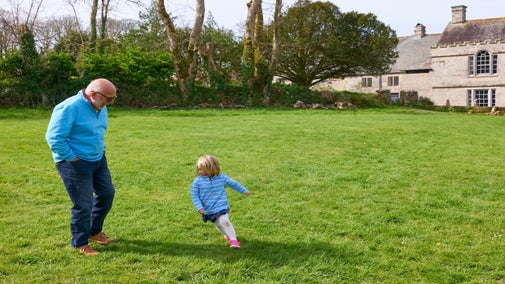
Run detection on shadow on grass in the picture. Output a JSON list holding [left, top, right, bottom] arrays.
[[103, 237, 364, 266]]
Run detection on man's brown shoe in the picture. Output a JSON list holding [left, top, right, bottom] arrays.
[[78, 245, 99, 255], [89, 232, 115, 245]]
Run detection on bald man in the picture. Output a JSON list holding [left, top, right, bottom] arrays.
[[46, 78, 118, 255]]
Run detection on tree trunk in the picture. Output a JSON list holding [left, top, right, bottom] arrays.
[[252, 0, 267, 104], [262, 0, 282, 106], [187, 0, 205, 93], [205, 42, 217, 72], [156, 0, 205, 105], [89, 0, 98, 51], [98, 0, 111, 54], [243, 0, 261, 104]]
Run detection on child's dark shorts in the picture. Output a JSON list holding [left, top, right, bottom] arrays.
[[202, 208, 229, 223]]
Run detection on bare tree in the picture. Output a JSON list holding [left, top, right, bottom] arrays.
[[156, 0, 205, 104], [37, 16, 87, 56], [0, 9, 18, 56], [10, 0, 43, 29], [60, 0, 98, 50], [66, 0, 111, 53], [107, 18, 138, 42], [37, 18, 60, 53], [63, 0, 86, 44], [0, 0, 44, 55]]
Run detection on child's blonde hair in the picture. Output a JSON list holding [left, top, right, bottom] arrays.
[[196, 155, 221, 177]]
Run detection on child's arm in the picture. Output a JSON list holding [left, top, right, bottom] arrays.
[[190, 181, 205, 212], [222, 174, 250, 195]]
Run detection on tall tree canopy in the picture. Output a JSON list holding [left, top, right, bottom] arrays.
[[276, 0, 398, 87]]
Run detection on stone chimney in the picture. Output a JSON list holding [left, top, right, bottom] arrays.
[[414, 23, 426, 37], [451, 5, 467, 24]]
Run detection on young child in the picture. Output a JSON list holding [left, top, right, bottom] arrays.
[[190, 155, 250, 248]]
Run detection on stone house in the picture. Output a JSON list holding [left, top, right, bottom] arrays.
[[317, 5, 505, 107]]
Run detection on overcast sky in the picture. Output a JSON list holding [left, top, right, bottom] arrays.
[[36, 0, 505, 37]]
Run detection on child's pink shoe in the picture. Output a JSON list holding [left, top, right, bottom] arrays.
[[224, 235, 230, 242], [229, 240, 240, 248]]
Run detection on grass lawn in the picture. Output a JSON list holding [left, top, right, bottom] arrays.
[[1, 108, 504, 283]]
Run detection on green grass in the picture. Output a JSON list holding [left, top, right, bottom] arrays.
[[1, 108, 505, 283]]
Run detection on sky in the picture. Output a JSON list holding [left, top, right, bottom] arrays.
[[33, 0, 505, 37]]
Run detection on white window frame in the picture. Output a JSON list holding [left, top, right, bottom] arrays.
[[467, 89, 496, 107], [468, 50, 498, 76]]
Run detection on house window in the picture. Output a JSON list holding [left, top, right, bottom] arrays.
[[391, 93, 399, 103], [467, 89, 496, 107], [492, 55, 498, 74], [469, 51, 498, 75], [474, 90, 489, 106], [387, 76, 399, 86], [476, 51, 490, 74], [468, 56, 474, 75], [361, 77, 372, 87]]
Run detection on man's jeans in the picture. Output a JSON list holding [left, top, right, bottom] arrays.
[[56, 155, 115, 247]]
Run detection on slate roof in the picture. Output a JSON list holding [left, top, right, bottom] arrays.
[[389, 33, 440, 73], [390, 17, 505, 73], [437, 17, 505, 45]]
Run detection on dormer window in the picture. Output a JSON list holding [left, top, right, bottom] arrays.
[[468, 50, 498, 75]]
